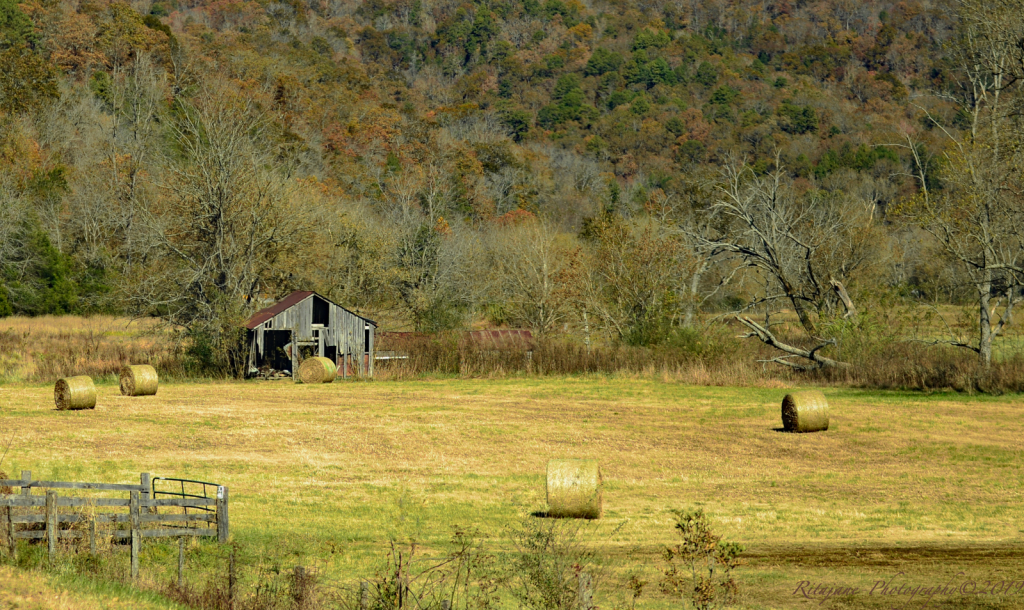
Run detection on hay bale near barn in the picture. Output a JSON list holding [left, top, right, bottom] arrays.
[[298, 357, 337, 384], [781, 390, 829, 433], [547, 459, 603, 519], [119, 365, 158, 396], [54, 376, 96, 410]]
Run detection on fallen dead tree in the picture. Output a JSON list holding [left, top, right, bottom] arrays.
[[735, 315, 851, 371]]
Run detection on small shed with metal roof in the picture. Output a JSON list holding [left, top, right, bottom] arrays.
[[244, 291, 376, 378]]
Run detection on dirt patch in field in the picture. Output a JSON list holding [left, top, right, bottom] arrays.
[[737, 543, 1024, 609], [743, 541, 1024, 568]]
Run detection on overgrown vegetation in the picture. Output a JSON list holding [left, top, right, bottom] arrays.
[[1, 516, 676, 610], [4, 309, 1024, 392]]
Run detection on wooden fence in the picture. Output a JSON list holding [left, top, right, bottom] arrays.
[[0, 471, 228, 579]]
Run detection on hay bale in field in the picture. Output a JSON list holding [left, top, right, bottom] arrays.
[[298, 357, 337, 384], [119, 364, 158, 396], [54, 376, 96, 410], [546, 459, 603, 519], [781, 390, 829, 433]]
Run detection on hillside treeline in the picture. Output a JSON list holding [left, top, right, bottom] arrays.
[[1, 0, 1022, 374]]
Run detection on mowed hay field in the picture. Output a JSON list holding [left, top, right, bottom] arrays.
[[2, 378, 1024, 609]]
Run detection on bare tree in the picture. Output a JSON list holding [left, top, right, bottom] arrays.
[[306, 199, 396, 315], [571, 216, 683, 344], [701, 157, 880, 369], [648, 174, 739, 328], [127, 84, 316, 361], [488, 219, 576, 335], [898, 0, 1024, 368], [89, 55, 164, 267], [391, 216, 484, 331], [0, 180, 28, 274]]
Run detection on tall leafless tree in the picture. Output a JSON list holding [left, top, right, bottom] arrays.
[[127, 84, 315, 358], [488, 219, 576, 335], [699, 157, 880, 369], [899, 0, 1024, 368]]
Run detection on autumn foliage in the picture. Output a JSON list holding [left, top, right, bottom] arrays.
[[1, 0, 1023, 383]]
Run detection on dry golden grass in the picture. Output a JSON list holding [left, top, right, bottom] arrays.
[[3, 378, 1024, 608], [0, 316, 179, 383]]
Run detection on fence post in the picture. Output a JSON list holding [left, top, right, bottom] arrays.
[[360, 580, 369, 610], [140, 473, 151, 513], [178, 538, 185, 589], [217, 486, 229, 543], [45, 490, 57, 562], [442, 600, 451, 610], [1, 474, 13, 557], [291, 329, 298, 379], [1, 502, 12, 558], [130, 490, 140, 580], [368, 327, 374, 378], [20, 470, 32, 562], [90, 519, 96, 555], [228, 549, 236, 610], [577, 572, 593, 610]]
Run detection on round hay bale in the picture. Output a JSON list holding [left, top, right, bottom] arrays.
[[781, 390, 829, 433], [546, 459, 603, 519], [54, 376, 96, 410], [298, 357, 337, 384], [119, 364, 158, 396]]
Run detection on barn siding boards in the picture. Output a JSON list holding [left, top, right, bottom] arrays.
[[244, 291, 377, 377], [368, 322, 374, 377]]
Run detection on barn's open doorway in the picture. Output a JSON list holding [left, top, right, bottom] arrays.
[[262, 330, 293, 371]]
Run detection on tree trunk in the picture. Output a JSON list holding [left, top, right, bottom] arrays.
[[830, 279, 857, 319], [683, 260, 708, 328], [782, 277, 816, 334], [979, 271, 993, 369]]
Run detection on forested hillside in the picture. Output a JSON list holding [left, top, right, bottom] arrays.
[[1, 0, 1022, 374]]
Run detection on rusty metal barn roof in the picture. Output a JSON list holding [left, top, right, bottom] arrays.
[[244, 291, 314, 329], [244, 291, 376, 329], [465, 329, 534, 349]]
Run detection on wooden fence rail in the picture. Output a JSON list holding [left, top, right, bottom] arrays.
[[0, 497, 218, 508], [0, 471, 228, 580]]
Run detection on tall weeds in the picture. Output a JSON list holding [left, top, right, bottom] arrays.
[[374, 324, 1024, 393], [3, 314, 1023, 392], [0, 316, 187, 383]]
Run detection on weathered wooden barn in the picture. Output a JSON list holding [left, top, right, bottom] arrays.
[[244, 291, 377, 378]]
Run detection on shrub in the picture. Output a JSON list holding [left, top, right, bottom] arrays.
[[505, 518, 597, 610], [661, 509, 743, 610]]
